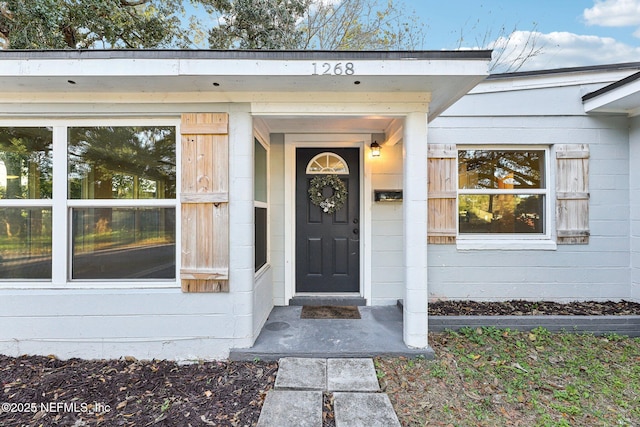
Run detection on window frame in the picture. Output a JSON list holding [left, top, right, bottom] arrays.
[[456, 145, 555, 250], [0, 126, 54, 280], [305, 152, 350, 175], [0, 118, 180, 289], [254, 134, 270, 275]]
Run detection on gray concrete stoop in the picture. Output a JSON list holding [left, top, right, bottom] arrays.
[[257, 358, 401, 427], [230, 305, 434, 361]]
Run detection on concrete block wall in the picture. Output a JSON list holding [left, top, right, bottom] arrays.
[[228, 107, 258, 349], [0, 289, 249, 360], [427, 82, 633, 303], [254, 267, 273, 336], [630, 116, 640, 301], [370, 143, 405, 305]]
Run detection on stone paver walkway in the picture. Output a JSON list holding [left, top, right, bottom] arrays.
[[257, 357, 401, 427]]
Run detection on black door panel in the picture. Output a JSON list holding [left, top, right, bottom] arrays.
[[295, 148, 360, 293]]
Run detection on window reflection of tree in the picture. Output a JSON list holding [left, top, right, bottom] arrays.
[[68, 127, 176, 257], [0, 127, 52, 241], [459, 150, 543, 190], [68, 127, 176, 200], [458, 150, 545, 234]]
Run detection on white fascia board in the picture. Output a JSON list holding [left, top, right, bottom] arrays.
[[2, 57, 487, 79], [3, 58, 180, 76], [471, 69, 639, 95], [583, 78, 640, 114], [134, 57, 483, 77]]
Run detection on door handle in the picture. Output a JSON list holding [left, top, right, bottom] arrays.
[[353, 228, 359, 235]]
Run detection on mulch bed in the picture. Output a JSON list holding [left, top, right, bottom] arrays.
[[428, 299, 640, 316], [2, 300, 640, 426], [0, 355, 277, 427]]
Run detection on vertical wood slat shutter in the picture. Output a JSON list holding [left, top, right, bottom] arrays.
[[180, 113, 230, 292], [428, 144, 457, 244], [556, 144, 590, 244]]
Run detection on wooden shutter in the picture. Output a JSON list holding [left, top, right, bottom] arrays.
[[428, 144, 457, 244], [180, 113, 229, 292], [556, 144, 590, 244]]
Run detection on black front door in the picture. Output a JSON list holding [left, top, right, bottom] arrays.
[[295, 148, 360, 293]]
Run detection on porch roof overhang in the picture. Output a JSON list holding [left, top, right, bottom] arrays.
[[583, 70, 640, 117], [0, 49, 491, 121]]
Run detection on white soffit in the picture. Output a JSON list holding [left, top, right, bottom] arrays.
[[0, 50, 491, 120], [583, 71, 640, 117]]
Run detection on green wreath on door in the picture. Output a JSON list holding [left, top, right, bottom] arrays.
[[308, 174, 348, 214]]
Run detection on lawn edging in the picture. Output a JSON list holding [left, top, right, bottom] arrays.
[[429, 315, 640, 337]]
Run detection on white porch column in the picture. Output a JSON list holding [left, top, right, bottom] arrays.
[[403, 111, 429, 348], [228, 105, 255, 347]]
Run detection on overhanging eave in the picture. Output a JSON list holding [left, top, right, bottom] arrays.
[[0, 49, 492, 121]]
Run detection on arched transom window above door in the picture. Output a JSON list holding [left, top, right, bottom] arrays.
[[306, 152, 350, 174]]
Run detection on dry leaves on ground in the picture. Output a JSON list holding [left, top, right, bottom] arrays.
[[0, 355, 277, 427]]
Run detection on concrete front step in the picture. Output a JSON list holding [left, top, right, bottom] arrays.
[[229, 306, 435, 361], [257, 358, 401, 427], [289, 296, 367, 306]]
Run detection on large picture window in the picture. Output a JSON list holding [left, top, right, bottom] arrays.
[[0, 127, 53, 279], [458, 149, 547, 235], [0, 123, 177, 284], [67, 126, 176, 280]]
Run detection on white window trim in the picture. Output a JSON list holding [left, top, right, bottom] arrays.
[[456, 145, 556, 251], [254, 133, 270, 276], [0, 118, 181, 289]]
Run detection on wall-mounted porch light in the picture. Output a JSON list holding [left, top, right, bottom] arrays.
[[370, 141, 381, 157]]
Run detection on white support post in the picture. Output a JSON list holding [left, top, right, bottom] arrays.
[[402, 112, 429, 348], [228, 106, 256, 346]]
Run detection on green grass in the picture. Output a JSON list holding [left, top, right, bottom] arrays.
[[376, 328, 640, 426]]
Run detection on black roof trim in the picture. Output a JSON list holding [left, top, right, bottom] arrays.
[[582, 70, 640, 102], [0, 49, 492, 61], [488, 62, 640, 80]]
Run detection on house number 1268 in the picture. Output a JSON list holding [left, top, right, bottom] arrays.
[[312, 62, 355, 75]]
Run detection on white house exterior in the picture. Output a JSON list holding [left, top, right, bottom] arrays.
[[2, 51, 639, 361], [0, 50, 491, 360], [428, 63, 640, 304]]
